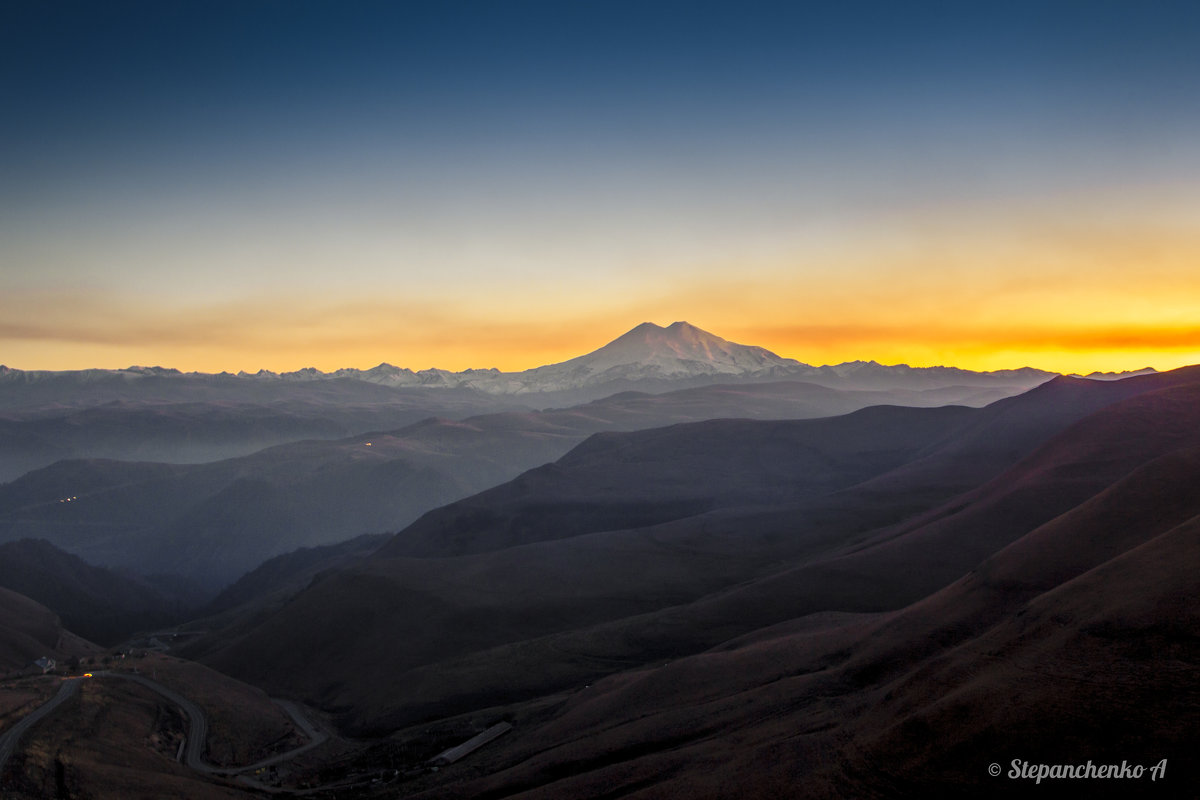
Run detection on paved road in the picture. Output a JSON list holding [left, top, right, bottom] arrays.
[[0, 678, 82, 780], [100, 673, 326, 776], [107, 673, 217, 773], [1, 673, 328, 789], [236, 698, 329, 772]]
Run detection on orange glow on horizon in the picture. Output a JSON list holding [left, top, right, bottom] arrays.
[[3, 313, 1198, 377], [3, 203, 1198, 377]]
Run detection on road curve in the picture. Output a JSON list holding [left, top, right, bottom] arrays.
[[232, 698, 329, 773], [99, 672, 326, 776], [107, 673, 216, 773], [2, 673, 328, 789], [0, 679, 82, 781]]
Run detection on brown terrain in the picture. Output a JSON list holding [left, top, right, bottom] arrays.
[[0, 588, 98, 676], [176, 368, 1200, 796], [4, 676, 256, 800], [0, 649, 346, 799], [0, 364, 1195, 797]]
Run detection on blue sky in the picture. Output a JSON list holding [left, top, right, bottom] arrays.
[[3, 1, 1199, 372]]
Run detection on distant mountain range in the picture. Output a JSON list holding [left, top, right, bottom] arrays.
[[0, 377, 1039, 590], [2, 321, 1083, 406], [0, 333, 1195, 797], [0, 322, 1154, 590]]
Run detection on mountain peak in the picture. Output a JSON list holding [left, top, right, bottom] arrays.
[[533, 322, 805, 385], [613, 320, 724, 346]]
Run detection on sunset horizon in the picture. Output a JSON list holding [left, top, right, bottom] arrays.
[[0, 314, 1190, 377], [1, 3, 1197, 793], [3, 1, 1198, 374]]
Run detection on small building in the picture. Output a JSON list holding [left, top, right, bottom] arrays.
[[429, 722, 513, 766], [33, 656, 56, 674]]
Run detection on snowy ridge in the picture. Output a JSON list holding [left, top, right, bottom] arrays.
[[0, 321, 1075, 397]]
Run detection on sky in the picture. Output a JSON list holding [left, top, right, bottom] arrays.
[[2, 0, 1199, 374]]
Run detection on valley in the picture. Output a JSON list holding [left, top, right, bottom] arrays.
[[0, 325, 1194, 797], [6, 1, 1197, 795]]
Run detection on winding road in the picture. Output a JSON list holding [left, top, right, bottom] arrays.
[[109, 673, 218, 773], [0, 672, 327, 787], [0, 678, 82, 779], [102, 673, 328, 775]]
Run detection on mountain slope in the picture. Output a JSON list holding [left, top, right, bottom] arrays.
[[192, 366, 1200, 741], [379, 404, 976, 559], [192, 406, 976, 716], [0, 377, 1009, 590], [464, 321, 1054, 403], [0, 587, 99, 672], [421, 449, 1200, 799], [857, 365, 1200, 495], [513, 321, 804, 388], [0, 399, 494, 484], [0, 539, 189, 645]]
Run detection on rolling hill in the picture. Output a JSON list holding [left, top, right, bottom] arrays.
[[189, 365, 1200, 753], [414, 441, 1200, 798], [0, 587, 99, 674], [0, 539, 188, 645], [0, 374, 1032, 592]]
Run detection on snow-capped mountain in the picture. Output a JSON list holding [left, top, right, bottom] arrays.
[[0, 322, 1074, 408], [520, 321, 807, 385], [309, 321, 810, 393]]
